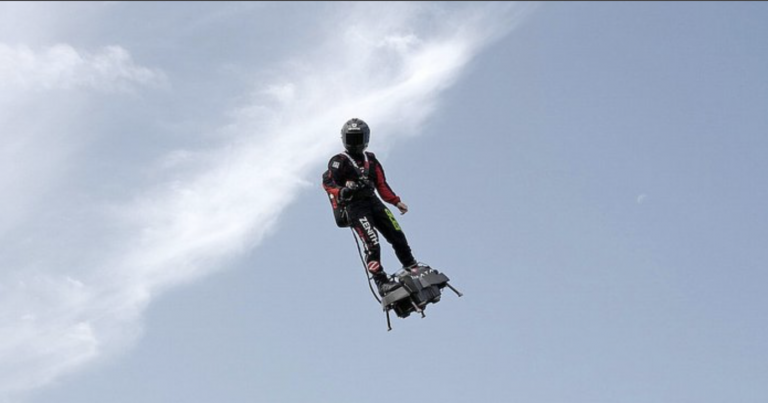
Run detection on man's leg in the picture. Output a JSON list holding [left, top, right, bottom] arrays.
[[350, 213, 398, 295], [372, 205, 417, 268], [351, 214, 381, 273]]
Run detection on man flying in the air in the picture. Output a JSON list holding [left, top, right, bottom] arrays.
[[322, 118, 421, 296]]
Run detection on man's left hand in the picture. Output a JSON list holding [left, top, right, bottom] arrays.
[[396, 202, 408, 215]]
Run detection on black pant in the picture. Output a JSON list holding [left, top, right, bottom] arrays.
[[347, 197, 416, 276]]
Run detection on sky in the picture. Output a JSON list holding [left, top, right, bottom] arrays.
[[1, 1, 767, 403]]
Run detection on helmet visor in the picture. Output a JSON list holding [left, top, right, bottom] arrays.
[[345, 131, 366, 146]]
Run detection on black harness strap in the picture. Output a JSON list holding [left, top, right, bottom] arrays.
[[342, 151, 371, 180]]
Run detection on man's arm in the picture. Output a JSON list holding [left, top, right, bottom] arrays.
[[322, 155, 346, 199], [370, 154, 409, 214]]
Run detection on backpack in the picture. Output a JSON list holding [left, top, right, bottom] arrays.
[[327, 192, 350, 228]]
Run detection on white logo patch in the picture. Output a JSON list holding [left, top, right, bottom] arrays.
[[332, 161, 340, 169], [359, 217, 379, 245]]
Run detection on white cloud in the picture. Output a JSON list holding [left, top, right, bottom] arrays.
[[0, 40, 164, 400], [0, 43, 166, 93], [0, 2, 533, 400], [0, 42, 166, 239]]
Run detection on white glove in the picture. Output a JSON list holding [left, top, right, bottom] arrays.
[[396, 202, 408, 215]]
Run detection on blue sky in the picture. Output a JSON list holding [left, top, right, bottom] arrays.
[[2, 2, 767, 403]]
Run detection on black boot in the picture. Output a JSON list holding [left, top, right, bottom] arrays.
[[373, 272, 401, 297], [404, 260, 419, 271]]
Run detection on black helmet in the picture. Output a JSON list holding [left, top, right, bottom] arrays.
[[341, 118, 370, 154]]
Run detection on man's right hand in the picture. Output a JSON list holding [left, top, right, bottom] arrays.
[[345, 180, 359, 190], [340, 186, 353, 201], [340, 180, 361, 201]]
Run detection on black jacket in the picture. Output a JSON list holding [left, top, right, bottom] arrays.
[[322, 151, 401, 206]]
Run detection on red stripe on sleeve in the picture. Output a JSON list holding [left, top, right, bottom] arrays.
[[374, 161, 401, 205]]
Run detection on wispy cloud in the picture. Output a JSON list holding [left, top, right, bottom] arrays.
[[0, 2, 532, 400], [0, 41, 165, 400], [0, 44, 166, 93], [0, 43, 167, 239]]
